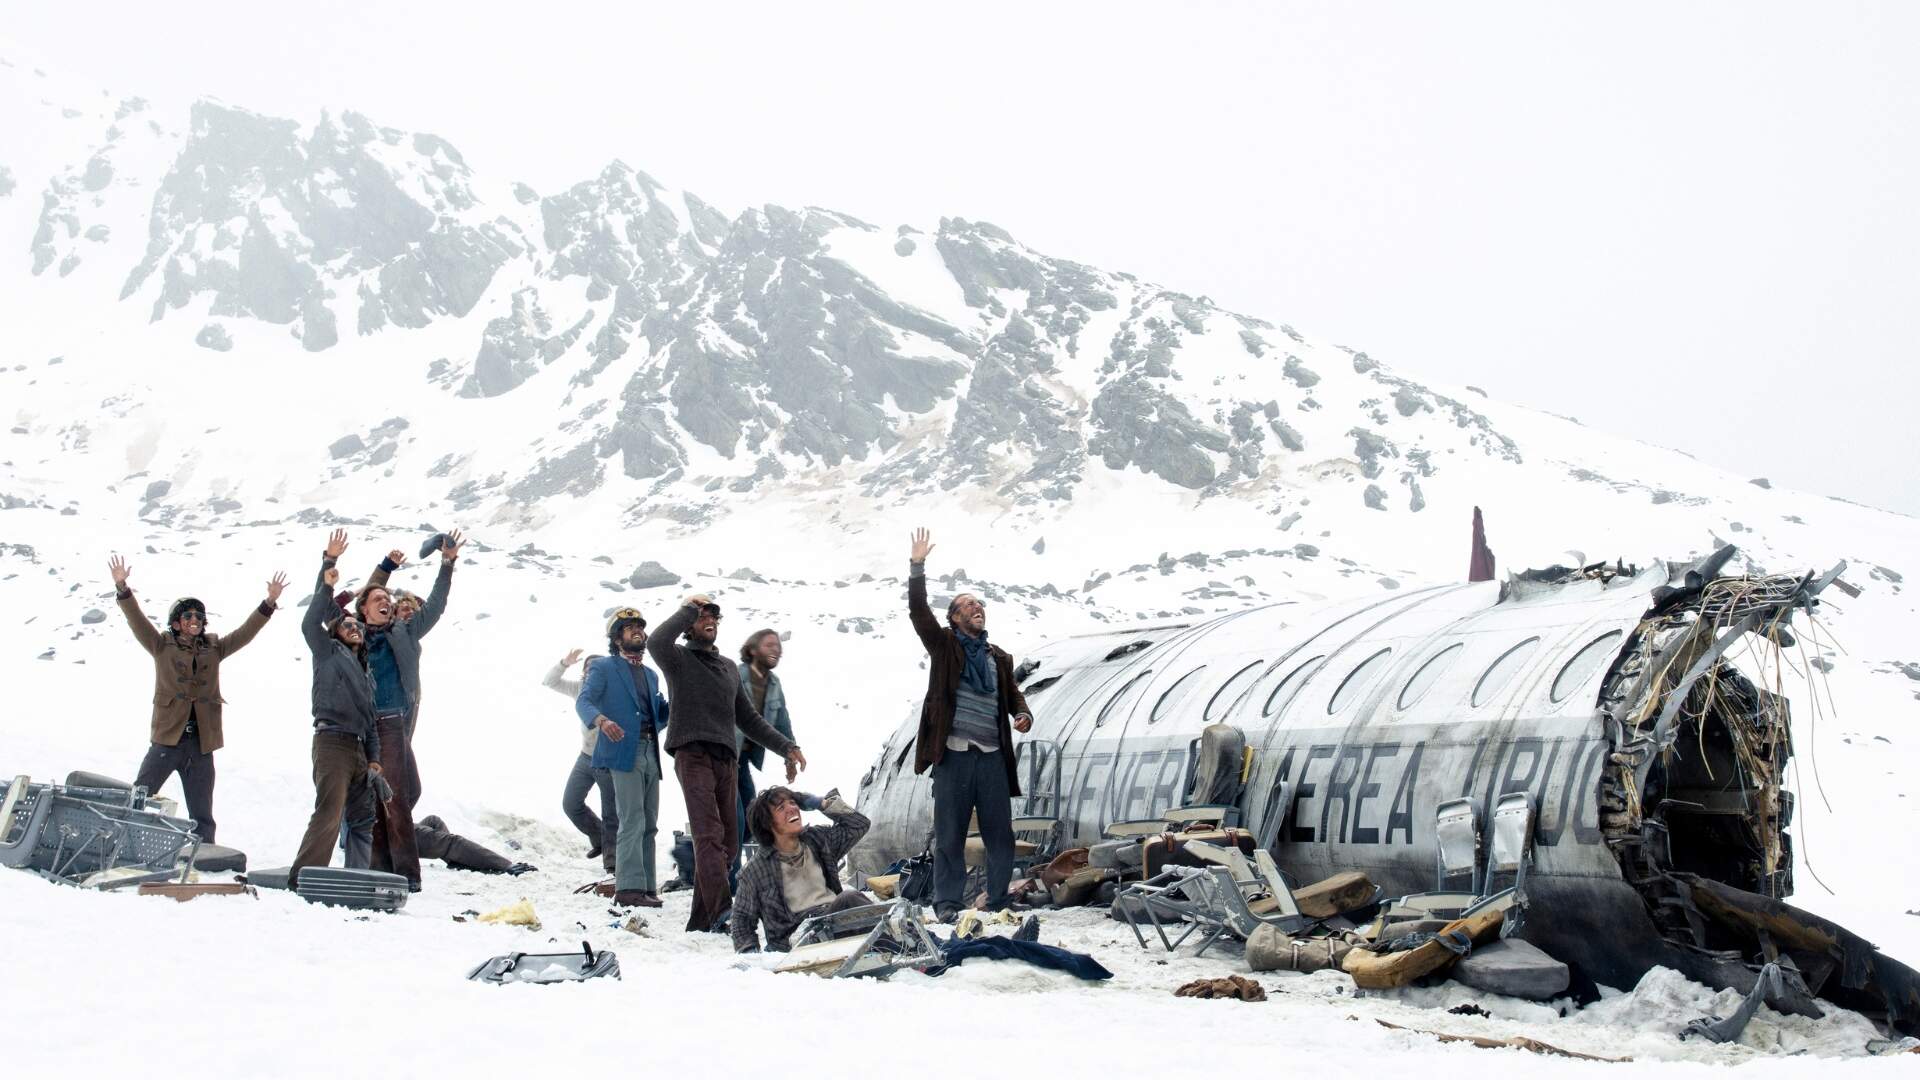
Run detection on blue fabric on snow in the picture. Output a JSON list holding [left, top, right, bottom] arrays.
[[931, 934, 1113, 981]]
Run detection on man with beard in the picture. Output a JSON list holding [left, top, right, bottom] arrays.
[[576, 609, 670, 907], [650, 595, 806, 932], [291, 530, 389, 886], [108, 554, 287, 843], [348, 533, 463, 892], [906, 528, 1033, 922], [731, 628, 796, 888]]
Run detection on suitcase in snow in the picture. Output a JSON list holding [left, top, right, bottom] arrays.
[[295, 866, 409, 912]]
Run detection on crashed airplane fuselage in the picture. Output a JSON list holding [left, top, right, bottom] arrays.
[[853, 547, 1920, 1035]]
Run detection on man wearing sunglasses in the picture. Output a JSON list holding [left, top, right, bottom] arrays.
[[108, 553, 287, 843], [651, 594, 807, 933]]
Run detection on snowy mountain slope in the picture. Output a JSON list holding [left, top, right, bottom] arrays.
[[3, 42, 1919, 1069]]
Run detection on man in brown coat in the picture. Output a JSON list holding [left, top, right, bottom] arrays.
[[108, 554, 287, 842], [906, 528, 1032, 921]]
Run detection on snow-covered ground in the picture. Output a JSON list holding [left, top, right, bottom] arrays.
[[4, 33, 1919, 1075]]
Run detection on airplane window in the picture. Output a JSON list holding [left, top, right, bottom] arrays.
[[1398, 643, 1464, 710], [1024, 675, 1062, 696], [1096, 669, 1155, 727], [894, 737, 915, 770], [1551, 630, 1624, 704], [1328, 647, 1393, 714], [1014, 659, 1042, 683], [1205, 661, 1266, 721], [1472, 636, 1543, 707], [1104, 640, 1153, 662], [1263, 655, 1326, 717], [1149, 666, 1209, 724]]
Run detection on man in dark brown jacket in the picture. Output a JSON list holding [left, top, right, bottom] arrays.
[[108, 554, 287, 842], [906, 528, 1032, 921]]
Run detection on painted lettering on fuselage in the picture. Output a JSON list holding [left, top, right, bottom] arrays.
[[1048, 732, 1603, 848]]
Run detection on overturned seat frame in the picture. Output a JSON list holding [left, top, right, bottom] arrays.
[[1115, 842, 1314, 956], [781, 898, 946, 979]]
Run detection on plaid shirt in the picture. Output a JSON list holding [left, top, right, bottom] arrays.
[[732, 796, 870, 953]]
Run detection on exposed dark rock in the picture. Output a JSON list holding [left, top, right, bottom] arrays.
[[628, 560, 680, 589], [1363, 484, 1388, 510], [893, 236, 915, 256], [1293, 543, 1319, 559], [195, 323, 234, 351], [1281, 356, 1319, 388], [81, 608, 106, 624], [328, 434, 365, 459], [143, 480, 172, 500], [1749, 477, 1772, 489], [1032, 537, 1045, 554]]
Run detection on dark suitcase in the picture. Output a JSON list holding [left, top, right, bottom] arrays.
[[468, 942, 620, 985], [295, 866, 409, 912]]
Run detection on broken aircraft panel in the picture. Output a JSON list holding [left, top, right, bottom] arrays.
[[853, 546, 1920, 1035]]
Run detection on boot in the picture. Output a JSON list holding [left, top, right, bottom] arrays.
[[613, 890, 646, 907]]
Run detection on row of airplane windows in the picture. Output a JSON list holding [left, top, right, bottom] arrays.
[[1035, 628, 1627, 729]]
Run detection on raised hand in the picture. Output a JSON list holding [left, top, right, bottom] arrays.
[[108, 554, 131, 588], [323, 566, 340, 588], [386, 549, 407, 568], [562, 648, 584, 667], [324, 529, 349, 560], [266, 572, 289, 604], [440, 529, 465, 563], [910, 528, 934, 565]]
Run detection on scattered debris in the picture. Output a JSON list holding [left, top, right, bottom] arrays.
[[1362, 1018, 1628, 1062], [1175, 974, 1267, 1001], [476, 898, 541, 931]]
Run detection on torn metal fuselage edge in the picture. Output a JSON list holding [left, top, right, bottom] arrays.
[[853, 545, 1920, 1035]]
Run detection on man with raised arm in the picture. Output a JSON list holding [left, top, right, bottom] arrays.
[[290, 530, 389, 887], [345, 532, 463, 893], [906, 527, 1033, 922], [649, 594, 807, 932], [108, 554, 286, 843]]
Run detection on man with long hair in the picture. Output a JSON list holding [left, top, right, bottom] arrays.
[[906, 528, 1032, 922], [732, 786, 869, 953]]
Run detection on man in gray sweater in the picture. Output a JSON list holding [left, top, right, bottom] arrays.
[[650, 594, 807, 932]]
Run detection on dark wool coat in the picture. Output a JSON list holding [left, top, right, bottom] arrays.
[[907, 570, 1029, 797]]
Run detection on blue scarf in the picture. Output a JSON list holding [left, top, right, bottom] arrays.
[[956, 629, 994, 695]]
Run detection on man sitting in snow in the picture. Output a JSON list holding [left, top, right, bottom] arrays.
[[731, 787, 870, 953]]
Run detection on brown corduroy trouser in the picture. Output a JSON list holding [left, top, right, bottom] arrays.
[[674, 743, 739, 932], [291, 732, 371, 887]]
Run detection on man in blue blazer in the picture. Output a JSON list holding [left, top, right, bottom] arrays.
[[576, 609, 670, 907]]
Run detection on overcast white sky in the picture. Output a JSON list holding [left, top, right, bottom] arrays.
[[8, 2, 1916, 514]]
